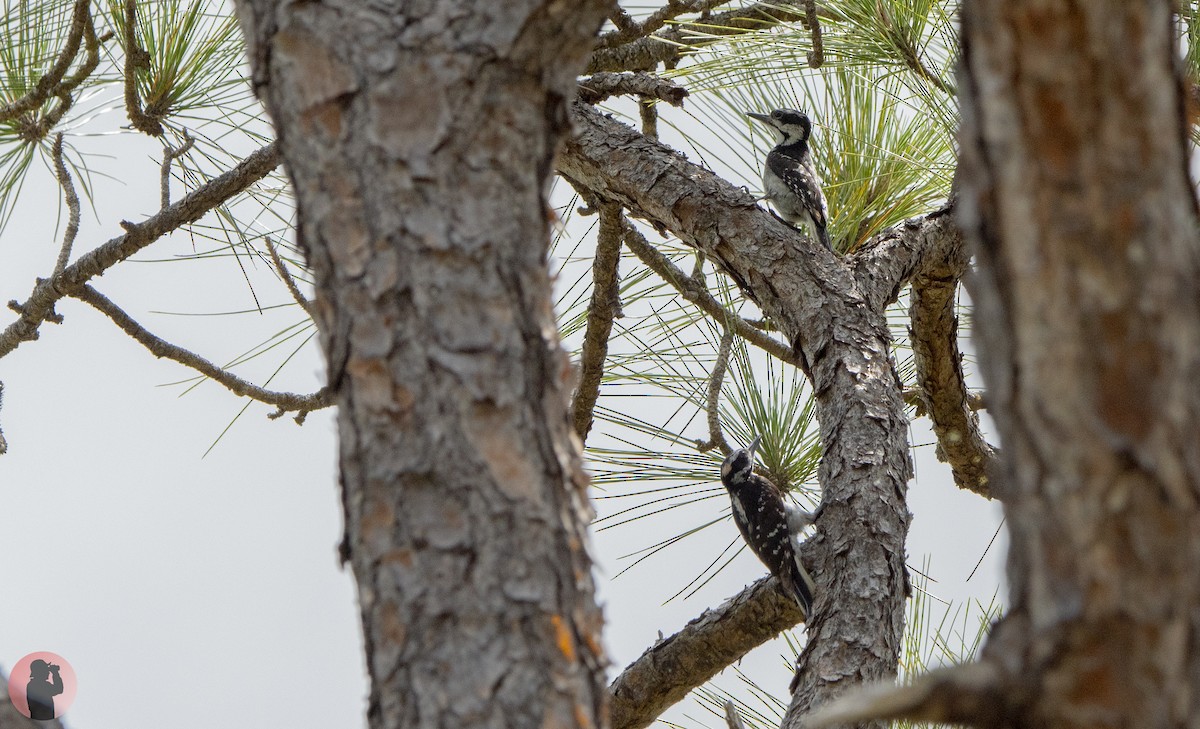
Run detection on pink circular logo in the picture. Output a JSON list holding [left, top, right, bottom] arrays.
[[7, 652, 77, 720]]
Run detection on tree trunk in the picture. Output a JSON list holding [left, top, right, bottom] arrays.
[[234, 3, 610, 728], [960, 0, 1200, 726]]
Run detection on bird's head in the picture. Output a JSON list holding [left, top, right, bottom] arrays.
[[720, 435, 761, 487], [746, 108, 812, 147]]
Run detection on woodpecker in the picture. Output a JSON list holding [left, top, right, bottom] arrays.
[[720, 435, 817, 616], [746, 108, 831, 251]]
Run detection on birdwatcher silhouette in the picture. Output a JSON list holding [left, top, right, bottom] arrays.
[[25, 659, 64, 720]]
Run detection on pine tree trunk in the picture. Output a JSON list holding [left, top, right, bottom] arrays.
[[234, 3, 610, 728], [960, 1, 1200, 726]]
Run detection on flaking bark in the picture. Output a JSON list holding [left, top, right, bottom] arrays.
[[235, 3, 610, 729]]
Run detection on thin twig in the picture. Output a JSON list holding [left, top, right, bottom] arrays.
[[122, 0, 162, 136], [72, 284, 332, 416], [0, 0, 91, 122], [803, 0, 824, 67], [571, 202, 623, 442], [159, 130, 195, 208], [0, 142, 282, 359], [695, 326, 735, 455], [51, 134, 80, 278], [620, 221, 792, 362], [595, 0, 731, 51], [265, 237, 314, 316]]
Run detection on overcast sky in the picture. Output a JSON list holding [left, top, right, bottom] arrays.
[[0, 86, 1004, 729]]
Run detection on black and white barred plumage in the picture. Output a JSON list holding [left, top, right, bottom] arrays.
[[720, 436, 817, 617], [746, 109, 831, 251]]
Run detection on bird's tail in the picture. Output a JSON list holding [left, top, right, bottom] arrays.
[[817, 225, 832, 252], [785, 560, 816, 618]]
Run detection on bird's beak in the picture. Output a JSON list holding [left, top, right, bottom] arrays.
[[746, 111, 772, 125], [748, 435, 762, 458]]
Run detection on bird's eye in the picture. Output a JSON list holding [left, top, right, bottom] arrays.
[[772, 111, 782, 119]]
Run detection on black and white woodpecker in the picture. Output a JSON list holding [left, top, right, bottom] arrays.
[[746, 108, 832, 251], [720, 435, 817, 617]]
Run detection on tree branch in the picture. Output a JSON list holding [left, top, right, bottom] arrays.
[[844, 202, 961, 312], [561, 102, 956, 319], [571, 202, 623, 442], [908, 237, 997, 498], [71, 283, 331, 415], [578, 72, 689, 107], [0, 142, 281, 359], [802, 0, 824, 67], [122, 0, 162, 136], [609, 574, 807, 729], [50, 134, 80, 278], [586, 1, 813, 73], [695, 325, 735, 455], [160, 130, 195, 207], [265, 236, 313, 316], [595, 0, 732, 51]]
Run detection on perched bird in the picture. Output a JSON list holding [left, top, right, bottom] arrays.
[[720, 435, 817, 616], [746, 108, 832, 251]]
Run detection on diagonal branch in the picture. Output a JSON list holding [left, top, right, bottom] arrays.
[[560, 102, 957, 320], [571, 202, 623, 442], [0, 142, 281, 359], [72, 284, 331, 415], [265, 236, 314, 316], [609, 573, 807, 729], [619, 220, 793, 362]]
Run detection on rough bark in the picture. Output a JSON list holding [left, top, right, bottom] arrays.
[[234, 3, 610, 729], [609, 573, 807, 729], [907, 229, 995, 498], [960, 0, 1200, 726], [560, 101, 913, 726]]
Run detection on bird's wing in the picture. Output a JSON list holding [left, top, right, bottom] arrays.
[[784, 501, 816, 534], [765, 151, 828, 229]]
